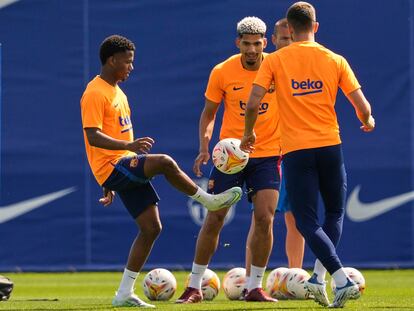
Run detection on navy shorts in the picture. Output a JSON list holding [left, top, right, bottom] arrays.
[[102, 155, 160, 219], [208, 156, 280, 203], [276, 161, 291, 213]]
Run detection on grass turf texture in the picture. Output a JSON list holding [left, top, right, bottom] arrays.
[[0, 270, 413, 310]]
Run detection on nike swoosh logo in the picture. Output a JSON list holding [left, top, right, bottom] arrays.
[[233, 86, 244, 91], [0, 187, 76, 224], [0, 0, 20, 10], [346, 185, 414, 222]]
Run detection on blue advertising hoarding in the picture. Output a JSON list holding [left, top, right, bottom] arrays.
[[0, 0, 412, 270]]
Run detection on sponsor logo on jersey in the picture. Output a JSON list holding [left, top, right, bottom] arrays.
[[291, 78, 323, 96], [119, 115, 131, 127], [239, 101, 269, 116]]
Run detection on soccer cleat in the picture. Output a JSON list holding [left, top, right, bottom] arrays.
[[239, 288, 248, 301], [205, 187, 243, 211], [245, 288, 278, 302], [304, 274, 330, 307], [112, 292, 155, 308], [175, 287, 203, 304], [329, 279, 360, 308]]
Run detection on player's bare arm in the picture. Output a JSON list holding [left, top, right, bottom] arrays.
[[193, 99, 220, 177], [346, 88, 375, 132], [84, 127, 154, 153], [240, 84, 267, 153]]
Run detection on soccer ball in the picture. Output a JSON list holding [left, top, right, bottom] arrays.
[[0, 275, 13, 301], [330, 267, 366, 296], [212, 138, 249, 174], [286, 268, 311, 299], [185, 268, 221, 301], [265, 267, 290, 299], [142, 268, 177, 301], [222, 267, 246, 300]]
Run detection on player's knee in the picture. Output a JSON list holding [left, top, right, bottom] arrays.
[[294, 219, 316, 240], [254, 211, 274, 229], [158, 154, 179, 173], [141, 220, 162, 239]]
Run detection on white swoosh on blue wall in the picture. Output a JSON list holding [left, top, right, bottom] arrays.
[[346, 185, 414, 222], [0, 187, 76, 224], [0, 0, 20, 9]]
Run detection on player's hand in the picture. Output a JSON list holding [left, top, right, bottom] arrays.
[[99, 187, 115, 207], [193, 151, 210, 177], [127, 137, 155, 154], [361, 115, 375, 132], [240, 132, 256, 153]]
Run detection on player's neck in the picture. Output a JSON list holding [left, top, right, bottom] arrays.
[[293, 32, 315, 42], [241, 55, 263, 71], [99, 70, 118, 87]]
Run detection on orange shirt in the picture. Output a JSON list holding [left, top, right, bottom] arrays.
[[254, 41, 361, 154], [81, 76, 134, 185], [205, 54, 280, 158]]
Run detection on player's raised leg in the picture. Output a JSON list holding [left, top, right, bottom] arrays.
[[143, 154, 242, 211]]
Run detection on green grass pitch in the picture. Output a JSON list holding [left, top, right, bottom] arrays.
[[0, 270, 413, 310]]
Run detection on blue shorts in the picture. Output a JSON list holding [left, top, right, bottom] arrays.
[[276, 162, 292, 213], [207, 156, 281, 203], [102, 155, 160, 219]]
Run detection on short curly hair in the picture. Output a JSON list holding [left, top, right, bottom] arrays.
[[99, 35, 135, 65], [287, 2, 316, 33], [237, 16, 266, 37]]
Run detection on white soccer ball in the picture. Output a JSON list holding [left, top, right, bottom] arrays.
[[212, 138, 249, 174], [265, 267, 290, 299], [286, 268, 311, 299], [142, 268, 177, 301], [185, 268, 221, 301], [330, 267, 366, 296], [222, 267, 246, 300]]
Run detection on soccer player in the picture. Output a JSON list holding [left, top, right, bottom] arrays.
[[272, 18, 305, 269], [241, 2, 375, 308], [80, 35, 242, 308], [176, 17, 280, 304]]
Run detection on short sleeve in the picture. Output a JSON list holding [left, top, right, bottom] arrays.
[[81, 90, 105, 130], [205, 66, 223, 104], [338, 56, 361, 95], [254, 56, 274, 90]]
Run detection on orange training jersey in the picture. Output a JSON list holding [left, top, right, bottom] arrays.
[[81, 76, 134, 185], [205, 54, 280, 158], [254, 41, 361, 154]]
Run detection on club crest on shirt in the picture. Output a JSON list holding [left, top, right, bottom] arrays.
[[130, 156, 139, 168], [268, 82, 275, 93]]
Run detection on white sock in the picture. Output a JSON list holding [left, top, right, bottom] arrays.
[[190, 187, 211, 206], [244, 276, 250, 290], [332, 268, 348, 288], [117, 268, 138, 297], [313, 259, 327, 283], [188, 262, 207, 290], [248, 265, 266, 291]]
